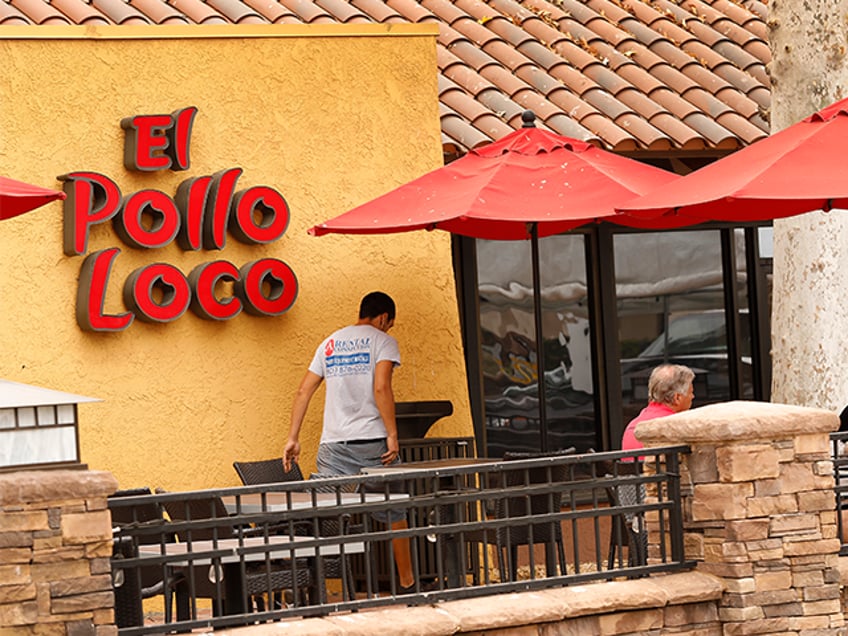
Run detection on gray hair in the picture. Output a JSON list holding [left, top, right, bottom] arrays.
[[648, 364, 695, 405]]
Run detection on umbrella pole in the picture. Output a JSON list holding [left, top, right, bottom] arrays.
[[530, 224, 549, 453]]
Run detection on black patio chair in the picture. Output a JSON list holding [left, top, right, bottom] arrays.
[[232, 462, 357, 602], [233, 457, 303, 485]]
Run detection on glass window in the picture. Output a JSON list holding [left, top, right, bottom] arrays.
[[477, 235, 596, 456], [615, 230, 730, 427]]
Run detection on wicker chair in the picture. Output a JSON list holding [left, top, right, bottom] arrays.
[[232, 461, 357, 602], [233, 457, 303, 485], [159, 492, 313, 612], [605, 461, 648, 570]]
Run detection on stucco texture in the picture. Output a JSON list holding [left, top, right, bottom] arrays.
[[0, 25, 472, 490]]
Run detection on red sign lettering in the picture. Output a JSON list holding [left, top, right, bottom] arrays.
[[124, 262, 192, 323], [189, 261, 242, 321], [115, 190, 181, 249], [60, 172, 122, 256], [76, 249, 134, 332], [121, 107, 197, 172], [237, 258, 298, 316]]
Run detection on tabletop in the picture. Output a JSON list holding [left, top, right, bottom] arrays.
[[359, 456, 503, 475], [221, 491, 408, 514], [137, 534, 365, 565]]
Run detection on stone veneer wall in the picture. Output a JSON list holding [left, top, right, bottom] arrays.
[[0, 469, 118, 636], [638, 400, 844, 635]]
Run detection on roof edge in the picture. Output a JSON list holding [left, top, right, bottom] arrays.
[[0, 22, 439, 40]]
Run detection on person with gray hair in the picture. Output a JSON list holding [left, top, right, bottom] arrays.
[[621, 364, 695, 454]]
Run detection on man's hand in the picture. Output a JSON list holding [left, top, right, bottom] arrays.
[[283, 439, 300, 472], [381, 435, 399, 465]]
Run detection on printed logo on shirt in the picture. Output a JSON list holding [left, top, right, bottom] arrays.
[[325, 337, 372, 377]]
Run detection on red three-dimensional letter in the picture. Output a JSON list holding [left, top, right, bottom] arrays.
[[121, 106, 197, 172], [59, 172, 122, 256], [76, 248, 134, 332]]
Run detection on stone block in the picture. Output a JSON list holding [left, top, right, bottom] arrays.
[[0, 601, 38, 626], [32, 546, 86, 564], [441, 590, 563, 631], [61, 511, 111, 544], [50, 575, 112, 597], [754, 479, 781, 497], [662, 601, 718, 627], [31, 560, 91, 582], [687, 447, 718, 484], [50, 591, 116, 613], [798, 489, 836, 512], [746, 494, 798, 517], [769, 513, 820, 536], [718, 606, 764, 621], [761, 601, 803, 617], [748, 589, 799, 606], [778, 463, 834, 494], [0, 532, 34, 548], [84, 541, 113, 559], [716, 444, 779, 482], [793, 570, 825, 587], [794, 433, 830, 456], [720, 616, 790, 634], [725, 520, 770, 542], [31, 536, 62, 551], [597, 608, 662, 634], [66, 620, 96, 636], [0, 584, 36, 604], [784, 538, 841, 556], [723, 578, 755, 593], [803, 583, 841, 601], [753, 569, 792, 591], [801, 598, 842, 615], [326, 606, 456, 635], [697, 562, 754, 578], [691, 484, 753, 521], [0, 512, 49, 533], [539, 616, 599, 636], [0, 564, 29, 585]]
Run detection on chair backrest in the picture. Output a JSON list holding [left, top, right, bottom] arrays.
[[233, 457, 303, 485], [158, 491, 235, 541], [108, 487, 165, 534]]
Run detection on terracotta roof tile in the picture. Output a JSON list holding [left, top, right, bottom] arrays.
[[0, 0, 34, 23], [127, 0, 188, 22], [206, 0, 264, 22], [3, 0, 774, 156], [91, 0, 152, 24], [11, 0, 72, 23], [167, 0, 228, 23], [241, 0, 300, 22], [50, 0, 111, 23]]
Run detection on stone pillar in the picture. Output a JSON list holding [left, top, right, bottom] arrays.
[[636, 400, 844, 636], [0, 469, 119, 636]]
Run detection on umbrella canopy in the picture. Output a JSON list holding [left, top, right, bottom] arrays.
[[310, 113, 680, 241], [0, 175, 66, 221], [617, 96, 848, 223]]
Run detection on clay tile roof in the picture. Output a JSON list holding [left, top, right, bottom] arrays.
[[2, 0, 773, 157]]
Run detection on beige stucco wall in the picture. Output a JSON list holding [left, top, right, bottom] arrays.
[[0, 25, 472, 490]]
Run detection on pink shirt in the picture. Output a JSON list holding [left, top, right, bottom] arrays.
[[621, 402, 676, 453]]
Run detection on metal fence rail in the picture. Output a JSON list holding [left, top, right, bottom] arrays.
[[109, 446, 692, 635]]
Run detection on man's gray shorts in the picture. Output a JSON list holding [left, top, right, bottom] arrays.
[[316, 439, 406, 524]]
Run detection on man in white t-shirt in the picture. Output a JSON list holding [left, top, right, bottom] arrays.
[[284, 291, 414, 590]]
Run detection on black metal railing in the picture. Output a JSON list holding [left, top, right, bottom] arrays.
[[109, 446, 692, 635]]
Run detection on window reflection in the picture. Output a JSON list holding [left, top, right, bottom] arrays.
[[477, 235, 596, 456], [615, 230, 742, 426]]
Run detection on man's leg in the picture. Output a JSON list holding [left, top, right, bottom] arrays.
[[390, 519, 414, 588]]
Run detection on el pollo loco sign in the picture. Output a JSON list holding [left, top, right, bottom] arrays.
[[61, 107, 297, 332]]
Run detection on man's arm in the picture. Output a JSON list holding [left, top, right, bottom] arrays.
[[284, 370, 323, 472], [373, 359, 398, 465]]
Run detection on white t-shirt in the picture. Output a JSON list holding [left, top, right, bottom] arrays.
[[308, 324, 401, 443]]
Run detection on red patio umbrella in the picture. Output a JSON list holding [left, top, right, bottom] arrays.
[[0, 175, 66, 221], [617, 96, 848, 223], [311, 112, 681, 451], [310, 112, 681, 240]]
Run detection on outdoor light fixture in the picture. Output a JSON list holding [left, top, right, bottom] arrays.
[[0, 379, 99, 471]]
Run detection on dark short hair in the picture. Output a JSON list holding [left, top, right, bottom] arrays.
[[359, 291, 395, 321]]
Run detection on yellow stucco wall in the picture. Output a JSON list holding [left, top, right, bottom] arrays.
[[0, 25, 472, 491]]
